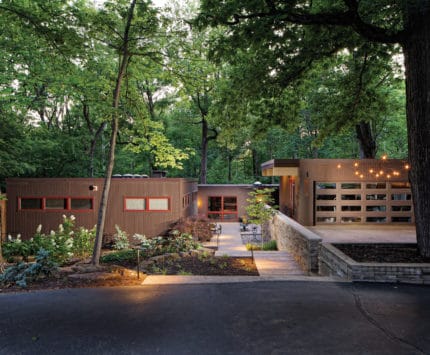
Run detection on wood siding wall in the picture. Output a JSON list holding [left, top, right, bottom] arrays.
[[197, 185, 255, 221], [6, 178, 197, 239], [281, 159, 413, 226]]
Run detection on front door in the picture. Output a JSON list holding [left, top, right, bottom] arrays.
[[207, 196, 238, 221]]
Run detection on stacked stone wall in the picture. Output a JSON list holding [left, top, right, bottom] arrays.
[[268, 212, 322, 273]]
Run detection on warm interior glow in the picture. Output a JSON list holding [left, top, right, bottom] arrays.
[[369, 169, 374, 173]]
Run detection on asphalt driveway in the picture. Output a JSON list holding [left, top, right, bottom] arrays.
[[1, 281, 429, 354]]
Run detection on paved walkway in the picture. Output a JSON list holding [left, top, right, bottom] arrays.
[[310, 224, 416, 243], [214, 222, 305, 277], [144, 222, 309, 285]]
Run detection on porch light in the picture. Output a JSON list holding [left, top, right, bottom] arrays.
[[381, 154, 387, 160], [404, 164, 410, 170], [337, 164, 341, 169]]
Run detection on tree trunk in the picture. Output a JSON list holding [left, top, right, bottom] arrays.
[[355, 121, 377, 158], [227, 152, 232, 182], [200, 118, 209, 184], [403, 3, 430, 257], [91, 0, 136, 266]]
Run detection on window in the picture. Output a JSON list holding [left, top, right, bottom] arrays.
[[341, 183, 361, 189], [20, 198, 42, 210], [71, 198, 93, 210], [19, 197, 93, 212], [125, 198, 146, 211], [341, 206, 361, 212], [366, 205, 386, 212], [341, 194, 361, 200], [341, 217, 361, 223], [45, 198, 67, 210], [148, 198, 169, 211], [366, 183, 386, 189], [366, 217, 387, 223], [366, 194, 386, 200], [391, 182, 411, 189], [223, 197, 237, 212], [316, 195, 336, 200], [392, 205, 412, 212], [316, 206, 336, 212], [207, 196, 238, 221], [316, 217, 336, 223], [391, 193, 412, 201], [316, 182, 336, 189], [124, 197, 170, 211], [392, 216, 412, 222]]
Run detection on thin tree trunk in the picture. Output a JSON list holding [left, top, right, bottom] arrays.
[[227, 152, 232, 182], [89, 122, 107, 177], [403, 3, 430, 257], [91, 0, 136, 265], [355, 121, 377, 158], [200, 118, 209, 184]]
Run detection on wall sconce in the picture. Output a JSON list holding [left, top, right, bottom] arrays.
[[89, 185, 98, 191]]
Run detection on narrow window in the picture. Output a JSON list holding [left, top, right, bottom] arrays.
[[125, 198, 146, 211], [71, 198, 93, 210], [45, 198, 67, 210], [341, 206, 361, 211], [148, 198, 169, 211], [20, 198, 42, 210]]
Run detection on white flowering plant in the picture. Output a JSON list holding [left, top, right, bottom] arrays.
[[3, 215, 95, 265]]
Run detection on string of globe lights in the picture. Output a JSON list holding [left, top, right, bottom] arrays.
[[336, 155, 410, 180]]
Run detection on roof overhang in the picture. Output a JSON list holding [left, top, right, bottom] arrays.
[[261, 159, 300, 176]]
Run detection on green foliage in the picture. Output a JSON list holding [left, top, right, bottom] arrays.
[[113, 225, 131, 250], [3, 216, 95, 265], [138, 233, 200, 259], [246, 188, 277, 227], [100, 249, 138, 265], [170, 216, 213, 242], [245, 240, 277, 251], [0, 249, 59, 288]]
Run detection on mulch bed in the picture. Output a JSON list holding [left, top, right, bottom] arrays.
[[146, 256, 259, 276], [334, 243, 430, 263], [0, 256, 259, 293]]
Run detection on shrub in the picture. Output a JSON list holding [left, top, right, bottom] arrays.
[[0, 249, 59, 288], [170, 215, 212, 242], [3, 235, 32, 261], [100, 249, 138, 264], [245, 240, 278, 251], [113, 225, 130, 250], [3, 215, 96, 265], [262, 240, 278, 251]]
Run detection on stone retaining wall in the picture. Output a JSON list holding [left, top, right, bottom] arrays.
[[268, 212, 322, 273], [320, 243, 430, 284]]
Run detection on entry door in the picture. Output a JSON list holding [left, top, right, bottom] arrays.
[[208, 196, 238, 221]]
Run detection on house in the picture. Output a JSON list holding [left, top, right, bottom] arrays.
[[261, 158, 414, 226], [6, 177, 198, 239], [197, 184, 278, 222]]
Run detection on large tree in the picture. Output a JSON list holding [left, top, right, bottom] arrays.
[[197, 1, 430, 257]]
